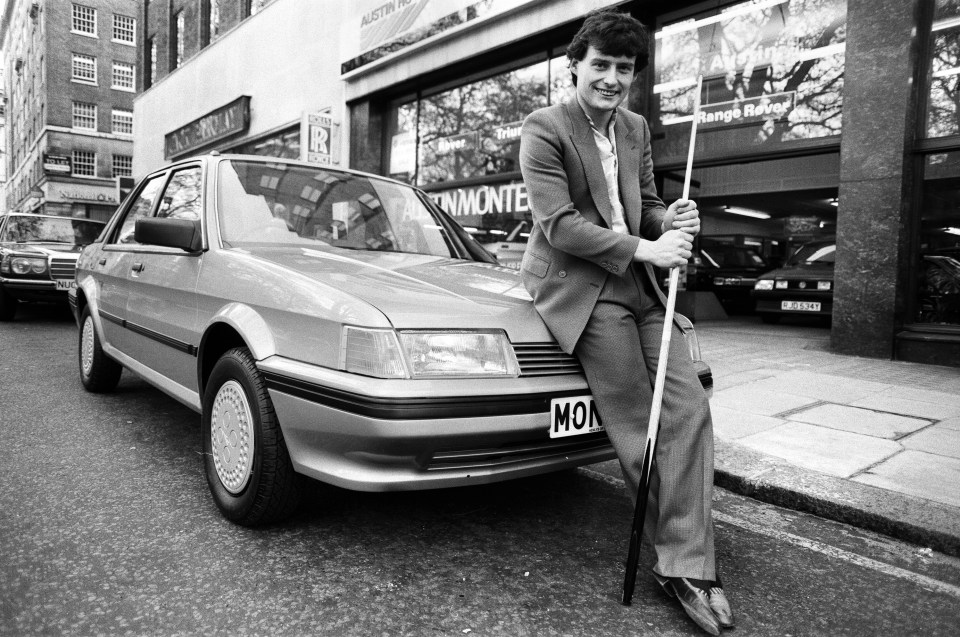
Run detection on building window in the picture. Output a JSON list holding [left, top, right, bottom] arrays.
[[113, 14, 136, 45], [112, 154, 132, 178], [146, 36, 155, 87], [925, 2, 960, 138], [71, 53, 97, 85], [72, 102, 97, 130], [112, 62, 135, 91], [112, 109, 133, 136], [73, 150, 96, 177], [172, 12, 184, 69], [72, 4, 97, 37]]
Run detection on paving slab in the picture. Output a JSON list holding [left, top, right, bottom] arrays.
[[710, 384, 818, 416], [740, 370, 892, 404], [849, 392, 960, 420], [785, 403, 932, 439], [879, 385, 960, 407], [736, 422, 903, 477], [710, 405, 785, 440], [900, 425, 960, 459], [938, 416, 960, 431], [852, 450, 960, 508]]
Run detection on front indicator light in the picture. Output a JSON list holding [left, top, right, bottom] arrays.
[[399, 330, 519, 378], [754, 280, 773, 290], [818, 281, 832, 290], [775, 280, 788, 289], [340, 327, 407, 379]]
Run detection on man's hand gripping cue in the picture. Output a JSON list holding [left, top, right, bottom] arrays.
[[632, 198, 700, 269]]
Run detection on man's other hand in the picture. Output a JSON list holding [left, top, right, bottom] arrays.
[[662, 199, 700, 237]]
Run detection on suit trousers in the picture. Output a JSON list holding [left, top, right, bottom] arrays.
[[573, 265, 716, 580]]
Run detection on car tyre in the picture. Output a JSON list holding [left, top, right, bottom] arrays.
[[202, 347, 301, 526], [760, 313, 781, 324], [79, 305, 122, 392], [0, 287, 18, 321]]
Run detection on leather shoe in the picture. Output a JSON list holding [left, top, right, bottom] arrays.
[[653, 573, 721, 635], [707, 585, 735, 628]]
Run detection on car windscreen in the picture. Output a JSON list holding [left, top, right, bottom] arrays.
[[788, 241, 836, 266], [217, 160, 482, 260], [699, 246, 767, 268], [0, 216, 105, 246]]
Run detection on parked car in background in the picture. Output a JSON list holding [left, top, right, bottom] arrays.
[[752, 237, 836, 323], [490, 219, 531, 270], [0, 212, 106, 321], [692, 237, 772, 313], [72, 154, 712, 526]]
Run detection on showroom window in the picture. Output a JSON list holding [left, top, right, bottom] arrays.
[[385, 54, 573, 187], [915, 1, 960, 327], [653, 0, 847, 166]]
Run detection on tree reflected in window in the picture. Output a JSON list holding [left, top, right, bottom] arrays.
[[926, 0, 960, 138]]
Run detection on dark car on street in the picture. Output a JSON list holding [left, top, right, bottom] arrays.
[[0, 212, 106, 321], [752, 237, 835, 323]]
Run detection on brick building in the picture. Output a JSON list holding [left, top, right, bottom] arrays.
[[1, 0, 141, 222]]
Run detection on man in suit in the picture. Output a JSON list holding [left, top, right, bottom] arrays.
[[519, 9, 733, 635]]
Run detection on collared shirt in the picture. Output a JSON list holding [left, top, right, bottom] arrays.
[[581, 106, 629, 235]]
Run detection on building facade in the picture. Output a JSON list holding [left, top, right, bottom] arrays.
[[134, 0, 960, 367], [1, 0, 142, 222]]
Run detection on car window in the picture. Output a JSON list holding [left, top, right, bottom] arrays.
[[157, 167, 202, 221], [0, 215, 105, 246], [217, 160, 469, 258], [788, 242, 836, 265], [113, 174, 167, 244]]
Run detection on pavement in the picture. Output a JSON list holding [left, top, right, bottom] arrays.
[[686, 315, 960, 558]]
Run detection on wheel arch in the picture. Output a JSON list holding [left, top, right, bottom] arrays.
[[197, 303, 276, 397]]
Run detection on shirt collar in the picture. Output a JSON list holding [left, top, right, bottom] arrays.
[[577, 98, 618, 138]]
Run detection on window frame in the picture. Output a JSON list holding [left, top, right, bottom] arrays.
[[71, 52, 97, 85], [112, 154, 133, 178], [71, 3, 97, 38], [112, 109, 134, 136], [72, 150, 97, 178], [111, 61, 136, 92], [72, 101, 97, 131], [112, 14, 136, 45]]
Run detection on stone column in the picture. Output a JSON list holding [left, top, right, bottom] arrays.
[[832, 0, 921, 358]]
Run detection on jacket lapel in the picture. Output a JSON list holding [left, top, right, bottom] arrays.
[[617, 114, 644, 237], [565, 99, 614, 229]]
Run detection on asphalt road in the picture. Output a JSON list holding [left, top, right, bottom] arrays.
[[2, 304, 960, 636]]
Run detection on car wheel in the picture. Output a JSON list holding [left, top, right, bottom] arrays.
[[0, 287, 18, 321], [79, 306, 122, 392], [760, 313, 781, 324], [202, 347, 301, 526]]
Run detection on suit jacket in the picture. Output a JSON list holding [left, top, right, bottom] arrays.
[[519, 99, 669, 354]]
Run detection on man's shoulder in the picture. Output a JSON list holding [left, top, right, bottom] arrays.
[[523, 102, 569, 128]]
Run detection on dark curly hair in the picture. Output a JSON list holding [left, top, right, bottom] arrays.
[[566, 9, 649, 86]]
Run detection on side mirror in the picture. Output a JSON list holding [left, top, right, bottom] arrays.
[[134, 217, 202, 252]]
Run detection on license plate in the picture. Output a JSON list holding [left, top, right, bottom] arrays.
[[55, 280, 76, 291], [550, 395, 604, 438], [781, 300, 821, 312]]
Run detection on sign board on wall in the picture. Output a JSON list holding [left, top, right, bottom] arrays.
[[43, 154, 71, 174], [165, 96, 251, 159], [301, 111, 341, 165], [45, 182, 119, 205], [389, 131, 416, 174], [341, 0, 540, 75]]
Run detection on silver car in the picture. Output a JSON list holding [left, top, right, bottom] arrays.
[[72, 154, 711, 526]]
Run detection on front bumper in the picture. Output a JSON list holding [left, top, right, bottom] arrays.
[[0, 277, 69, 302], [258, 353, 712, 492]]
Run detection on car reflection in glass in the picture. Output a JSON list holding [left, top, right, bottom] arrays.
[[752, 237, 835, 324]]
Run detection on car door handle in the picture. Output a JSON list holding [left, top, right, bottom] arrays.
[[132, 262, 144, 273], [98, 257, 107, 265]]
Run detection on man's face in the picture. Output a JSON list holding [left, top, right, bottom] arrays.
[[571, 45, 636, 116]]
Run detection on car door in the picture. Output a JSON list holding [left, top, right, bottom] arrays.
[[96, 172, 168, 352], [123, 164, 205, 393]]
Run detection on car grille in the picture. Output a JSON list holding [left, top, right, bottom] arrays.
[[427, 432, 613, 471], [49, 257, 77, 280], [513, 342, 583, 377]]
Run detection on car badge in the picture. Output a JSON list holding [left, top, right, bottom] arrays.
[[799, 282, 807, 289]]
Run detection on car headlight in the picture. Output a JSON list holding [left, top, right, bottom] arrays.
[[754, 280, 773, 290], [818, 281, 831, 290], [11, 257, 48, 275], [340, 327, 520, 379]]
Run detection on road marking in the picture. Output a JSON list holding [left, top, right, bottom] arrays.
[[578, 467, 960, 600]]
